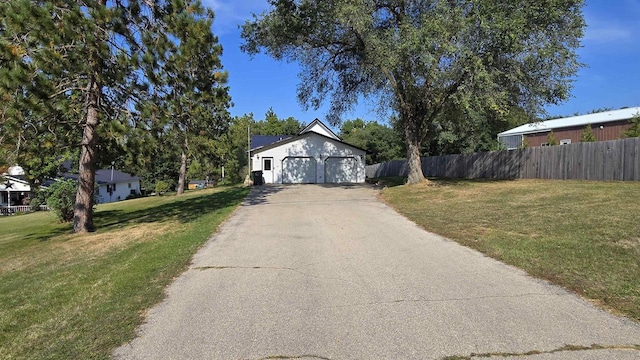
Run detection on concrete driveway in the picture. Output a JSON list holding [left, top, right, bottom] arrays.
[[114, 184, 640, 360]]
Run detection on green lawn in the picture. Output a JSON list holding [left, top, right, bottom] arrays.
[[0, 186, 249, 359], [380, 179, 640, 321]]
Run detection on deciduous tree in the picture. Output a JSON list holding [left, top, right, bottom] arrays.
[[241, 0, 585, 183], [340, 119, 404, 164]]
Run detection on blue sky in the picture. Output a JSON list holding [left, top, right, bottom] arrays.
[[203, 0, 640, 125]]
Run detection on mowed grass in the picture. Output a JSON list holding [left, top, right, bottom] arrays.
[[0, 186, 249, 359], [380, 179, 640, 321]]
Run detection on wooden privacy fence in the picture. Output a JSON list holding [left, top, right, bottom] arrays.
[[366, 138, 640, 181]]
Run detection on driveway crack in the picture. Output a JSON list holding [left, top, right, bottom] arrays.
[[442, 343, 640, 359], [194, 265, 349, 283], [301, 292, 570, 311], [248, 355, 332, 360]]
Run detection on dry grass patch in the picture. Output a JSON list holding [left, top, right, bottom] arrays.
[[381, 179, 640, 321], [54, 222, 183, 257], [0, 222, 183, 274], [0, 186, 250, 359]]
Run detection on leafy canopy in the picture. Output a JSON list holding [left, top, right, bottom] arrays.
[[242, 0, 585, 183]]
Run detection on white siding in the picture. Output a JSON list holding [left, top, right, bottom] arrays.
[[0, 179, 31, 206], [304, 123, 338, 139], [253, 133, 366, 184], [96, 180, 141, 203]]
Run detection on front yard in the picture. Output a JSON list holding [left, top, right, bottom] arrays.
[[381, 179, 640, 322], [0, 186, 249, 359]]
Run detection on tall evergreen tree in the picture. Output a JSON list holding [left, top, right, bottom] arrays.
[[151, 1, 231, 195], [0, 0, 173, 232]]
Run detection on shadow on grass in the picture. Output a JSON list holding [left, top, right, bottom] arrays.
[[94, 187, 249, 231], [427, 178, 518, 186], [366, 177, 407, 187], [26, 225, 74, 243], [368, 177, 519, 189]]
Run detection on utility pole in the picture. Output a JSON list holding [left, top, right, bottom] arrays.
[[247, 124, 251, 176]]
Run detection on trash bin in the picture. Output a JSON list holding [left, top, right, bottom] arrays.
[[252, 170, 263, 185]]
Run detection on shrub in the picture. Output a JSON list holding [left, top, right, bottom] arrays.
[[623, 113, 640, 138], [154, 180, 171, 194], [47, 179, 77, 222], [29, 187, 48, 211], [581, 124, 596, 142], [547, 131, 559, 146]]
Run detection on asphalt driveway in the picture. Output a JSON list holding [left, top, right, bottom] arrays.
[[115, 184, 640, 359]]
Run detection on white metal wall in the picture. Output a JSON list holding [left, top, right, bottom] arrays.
[[253, 134, 366, 184]]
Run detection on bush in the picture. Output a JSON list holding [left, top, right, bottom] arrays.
[[29, 187, 48, 211], [47, 179, 77, 222], [623, 113, 640, 138], [154, 180, 171, 194], [581, 124, 596, 142], [547, 131, 559, 146]]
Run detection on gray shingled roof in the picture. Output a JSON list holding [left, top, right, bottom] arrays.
[[64, 169, 140, 184]]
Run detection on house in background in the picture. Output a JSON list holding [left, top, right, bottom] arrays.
[[0, 175, 32, 210], [1, 166, 32, 211], [498, 107, 640, 150], [250, 119, 367, 184], [63, 168, 141, 204], [188, 180, 206, 190], [1, 164, 142, 211]]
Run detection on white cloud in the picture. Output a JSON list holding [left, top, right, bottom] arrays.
[[584, 21, 634, 43], [201, 0, 269, 35], [583, 8, 638, 44]]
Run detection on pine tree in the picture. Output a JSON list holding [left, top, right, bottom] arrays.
[[547, 131, 559, 146], [151, 1, 231, 195], [581, 124, 596, 142], [0, 0, 171, 232], [623, 114, 640, 138]]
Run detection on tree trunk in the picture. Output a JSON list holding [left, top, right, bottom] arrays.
[[73, 79, 100, 233], [176, 137, 188, 195], [405, 120, 426, 184]]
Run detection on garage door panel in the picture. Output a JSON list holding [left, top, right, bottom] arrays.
[[282, 157, 316, 184], [325, 157, 357, 183]]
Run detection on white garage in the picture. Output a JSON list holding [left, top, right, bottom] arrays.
[[325, 157, 358, 183], [251, 119, 367, 184], [282, 157, 317, 184]]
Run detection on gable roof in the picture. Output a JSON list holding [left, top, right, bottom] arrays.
[[251, 135, 293, 151], [0, 176, 31, 191], [63, 169, 140, 184], [299, 118, 340, 140], [251, 130, 367, 155], [498, 107, 640, 137], [250, 119, 344, 152]]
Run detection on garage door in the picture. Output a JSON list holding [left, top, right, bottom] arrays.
[[325, 157, 358, 183], [282, 157, 317, 184]]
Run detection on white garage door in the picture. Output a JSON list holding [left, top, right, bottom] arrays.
[[282, 157, 317, 184], [325, 157, 358, 183]]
